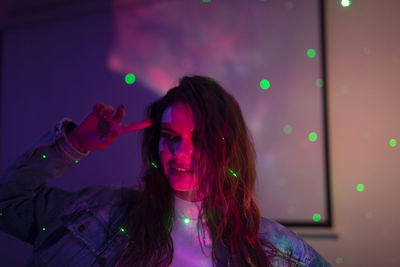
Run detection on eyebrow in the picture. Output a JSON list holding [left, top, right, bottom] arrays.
[[161, 124, 197, 134]]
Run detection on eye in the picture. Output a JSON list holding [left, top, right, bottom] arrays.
[[161, 132, 177, 141]]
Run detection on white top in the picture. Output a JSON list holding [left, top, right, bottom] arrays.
[[170, 196, 213, 267]]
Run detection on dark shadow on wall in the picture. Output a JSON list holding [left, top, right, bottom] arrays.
[[0, 2, 160, 266]]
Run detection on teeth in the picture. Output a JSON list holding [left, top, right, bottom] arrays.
[[174, 168, 189, 171]]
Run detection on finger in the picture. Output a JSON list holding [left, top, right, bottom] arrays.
[[103, 104, 115, 117], [95, 103, 114, 119], [93, 101, 105, 116], [120, 119, 152, 135], [92, 102, 100, 111], [113, 104, 125, 123]]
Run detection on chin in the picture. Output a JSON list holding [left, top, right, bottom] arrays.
[[170, 184, 195, 192], [169, 181, 197, 192], [168, 177, 198, 192]]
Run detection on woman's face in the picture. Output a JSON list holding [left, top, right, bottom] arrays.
[[159, 102, 202, 201], [158, 102, 203, 201]]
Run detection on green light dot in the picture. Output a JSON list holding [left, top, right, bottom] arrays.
[[260, 79, 270, 90], [341, 0, 351, 7], [316, 79, 324, 88], [125, 73, 136, 85], [313, 213, 321, 222], [307, 49, 316, 58], [356, 184, 365, 192], [336, 257, 344, 264], [285, 1, 294, 9], [228, 169, 237, 177], [283, 125, 292, 134], [151, 162, 158, 168], [287, 206, 296, 214], [75, 160, 79, 164], [42, 227, 46, 231], [202, 0, 211, 2], [42, 154, 47, 159], [309, 132, 318, 142], [0, 212, 3, 216], [389, 139, 397, 147], [184, 218, 190, 224], [119, 227, 125, 232], [221, 137, 225, 141]]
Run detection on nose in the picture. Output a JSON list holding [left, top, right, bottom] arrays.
[[171, 138, 193, 159]]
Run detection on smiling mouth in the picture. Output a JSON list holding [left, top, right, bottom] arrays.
[[170, 168, 193, 175]]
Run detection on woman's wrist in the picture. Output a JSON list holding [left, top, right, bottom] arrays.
[[66, 129, 88, 153]]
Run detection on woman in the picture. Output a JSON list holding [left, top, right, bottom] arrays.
[[0, 75, 331, 266]]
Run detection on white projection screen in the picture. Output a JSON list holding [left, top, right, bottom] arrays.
[[0, 0, 331, 228]]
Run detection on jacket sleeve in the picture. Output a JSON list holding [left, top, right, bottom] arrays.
[[260, 217, 332, 267], [0, 118, 90, 245]]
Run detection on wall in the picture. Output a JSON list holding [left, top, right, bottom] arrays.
[[300, 0, 400, 266]]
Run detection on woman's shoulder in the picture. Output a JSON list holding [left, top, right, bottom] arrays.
[[259, 217, 332, 266], [259, 216, 299, 242], [60, 185, 141, 217]]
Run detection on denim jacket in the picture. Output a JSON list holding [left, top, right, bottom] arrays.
[[0, 119, 331, 267]]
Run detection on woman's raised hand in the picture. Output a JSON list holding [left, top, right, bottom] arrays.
[[67, 102, 152, 152]]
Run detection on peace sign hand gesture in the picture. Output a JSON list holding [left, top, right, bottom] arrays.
[[67, 102, 152, 152]]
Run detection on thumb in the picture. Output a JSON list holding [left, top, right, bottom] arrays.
[[97, 131, 118, 150]]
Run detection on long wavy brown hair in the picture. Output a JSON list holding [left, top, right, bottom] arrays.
[[114, 75, 273, 266]]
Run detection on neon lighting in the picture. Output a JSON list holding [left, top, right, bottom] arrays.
[[309, 132, 318, 142], [313, 213, 321, 222], [341, 0, 351, 7], [357, 184, 365, 192], [260, 79, 270, 90], [228, 169, 237, 177], [307, 49, 316, 58], [390, 139, 397, 147], [125, 73, 136, 85], [316, 79, 324, 88], [283, 125, 292, 134]]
